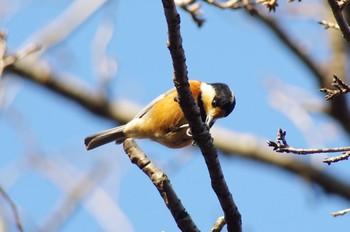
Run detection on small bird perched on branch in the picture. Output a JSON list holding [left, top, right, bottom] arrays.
[[85, 80, 236, 150]]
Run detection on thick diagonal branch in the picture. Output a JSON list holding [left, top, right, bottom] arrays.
[[161, 0, 241, 231], [123, 139, 199, 232], [327, 0, 350, 41]]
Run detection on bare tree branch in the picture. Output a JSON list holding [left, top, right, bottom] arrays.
[[210, 216, 226, 232], [7, 59, 134, 124], [3, 44, 41, 67], [256, 0, 278, 12], [0, 185, 24, 232], [327, 0, 350, 41], [320, 74, 350, 100], [0, 31, 41, 77], [267, 128, 350, 155], [212, 128, 350, 201], [203, 0, 257, 15], [123, 139, 199, 232], [331, 208, 350, 216], [161, 0, 241, 231], [319, 20, 340, 30], [323, 152, 350, 165], [176, 0, 205, 27]]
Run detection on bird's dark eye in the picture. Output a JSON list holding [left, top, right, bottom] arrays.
[[212, 99, 217, 107]]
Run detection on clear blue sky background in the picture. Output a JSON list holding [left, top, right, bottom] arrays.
[[1, 0, 350, 231]]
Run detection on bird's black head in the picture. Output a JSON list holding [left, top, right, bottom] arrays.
[[198, 82, 236, 128], [210, 83, 236, 117]]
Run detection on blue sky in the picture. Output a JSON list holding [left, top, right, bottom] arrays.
[[1, 0, 350, 231]]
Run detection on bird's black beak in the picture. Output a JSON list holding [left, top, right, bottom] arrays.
[[205, 115, 215, 128]]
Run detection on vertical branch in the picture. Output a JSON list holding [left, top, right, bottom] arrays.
[[123, 139, 199, 232], [161, 1, 242, 231], [327, 0, 350, 41]]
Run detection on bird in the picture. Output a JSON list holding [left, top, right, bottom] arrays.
[[84, 80, 236, 150]]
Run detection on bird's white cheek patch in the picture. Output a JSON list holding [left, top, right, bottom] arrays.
[[200, 83, 216, 103]]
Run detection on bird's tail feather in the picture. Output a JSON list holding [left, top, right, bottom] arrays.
[[84, 126, 127, 150]]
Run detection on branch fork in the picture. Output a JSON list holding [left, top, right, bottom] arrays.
[[268, 129, 350, 164], [267, 128, 290, 153], [320, 75, 350, 100]]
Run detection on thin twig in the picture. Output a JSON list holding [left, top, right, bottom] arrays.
[[3, 43, 42, 66], [0, 185, 24, 232], [161, 0, 241, 231], [205, 0, 245, 8], [320, 74, 350, 100], [210, 216, 226, 232], [256, 0, 278, 12], [123, 139, 199, 232], [204, 0, 257, 15], [176, 0, 205, 27], [323, 152, 350, 165], [319, 20, 340, 30], [267, 128, 350, 155], [212, 127, 350, 201], [331, 208, 350, 216], [0, 30, 41, 77]]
